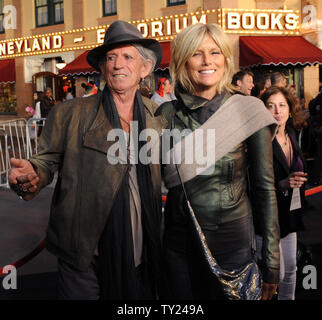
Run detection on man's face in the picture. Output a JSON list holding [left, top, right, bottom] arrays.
[[237, 74, 254, 96], [278, 77, 287, 88], [45, 89, 52, 99], [101, 45, 152, 94], [264, 78, 271, 89]]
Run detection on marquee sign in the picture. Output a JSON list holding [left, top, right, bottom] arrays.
[[220, 8, 300, 34], [0, 9, 300, 60]]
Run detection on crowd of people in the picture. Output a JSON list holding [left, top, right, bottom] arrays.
[[25, 88, 56, 139], [9, 20, 322, 301], [231, 68, 321, 187], [26, 82, 99, 131]]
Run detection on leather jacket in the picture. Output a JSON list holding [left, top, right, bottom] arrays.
[[27, 92, 167, 271], [158, 89, 280, 284]]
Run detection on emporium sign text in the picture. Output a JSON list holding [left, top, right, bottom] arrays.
[[0, 9, 300, 59]]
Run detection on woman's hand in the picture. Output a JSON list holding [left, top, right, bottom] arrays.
[[278, 171, 308, 191], [261, 282, 278, 300]]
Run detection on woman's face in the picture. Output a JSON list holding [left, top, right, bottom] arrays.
[[163, 80, 171, 95], [186, 34, 225, 99], [266, 92, 290, 127]]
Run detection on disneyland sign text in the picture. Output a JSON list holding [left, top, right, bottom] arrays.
[[0, 35, 63, 57]]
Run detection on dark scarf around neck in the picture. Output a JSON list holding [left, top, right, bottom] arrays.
[[174, 84, 229, 125], [97, 85, 162, 300]]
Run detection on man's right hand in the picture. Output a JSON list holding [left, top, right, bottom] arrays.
[[9, 158, 39, 196]]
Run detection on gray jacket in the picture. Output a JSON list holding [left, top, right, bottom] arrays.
[[28, 92, 167, 271]]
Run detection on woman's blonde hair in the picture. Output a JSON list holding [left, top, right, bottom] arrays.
[[170, 23, 234, 95]]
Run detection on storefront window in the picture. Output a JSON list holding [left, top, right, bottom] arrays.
[[35, 0, 64, 27], [103, 0, 117, 16], [167, 0, 186, 6], [0, 83, 17, 114], [0, 0, 4, 34]]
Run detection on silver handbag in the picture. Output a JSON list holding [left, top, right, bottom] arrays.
[[176, 163, 262, 300]]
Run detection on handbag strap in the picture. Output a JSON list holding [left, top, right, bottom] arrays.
[[164, 94, 278, 189], [172, 116, 258, 258]]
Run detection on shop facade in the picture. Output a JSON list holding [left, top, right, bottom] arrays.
[[0, 0, 321, 119], [0, 58, 16, 113]]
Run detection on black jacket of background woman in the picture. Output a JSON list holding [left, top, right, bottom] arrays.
[[272, 126, 306, 238]]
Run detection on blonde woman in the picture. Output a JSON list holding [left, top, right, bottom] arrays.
[[157, 23, 280, 300]]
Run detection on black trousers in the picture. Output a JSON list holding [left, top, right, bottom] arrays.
[[163, 215, 253, 299], [57, 257, 153, 300], [57, 257, 100, 300]]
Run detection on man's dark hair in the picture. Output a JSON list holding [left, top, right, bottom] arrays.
[[232, 69, 254, 86], [270, 72, 287, 85]]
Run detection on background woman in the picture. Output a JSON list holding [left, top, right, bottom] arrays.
[[82, 81, 98, 97], [157, 23, 280, 300], [257, 86, 308, 300], [151, 77, 175, 106], [33, 91, 42, 119], [27, 91, 42, 140]]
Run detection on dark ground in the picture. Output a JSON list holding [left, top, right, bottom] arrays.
[[0, 161, 321, 301]]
